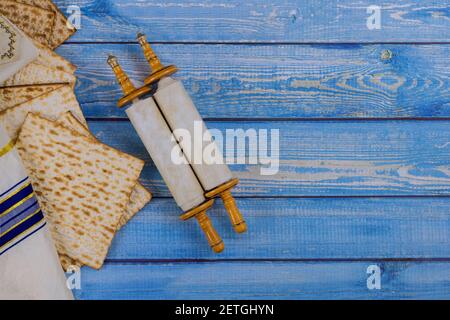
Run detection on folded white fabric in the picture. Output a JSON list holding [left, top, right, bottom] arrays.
[[0, 15, 38, 83], [0, 124, 73, 300]]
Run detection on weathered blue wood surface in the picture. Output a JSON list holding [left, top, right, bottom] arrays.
[[56, 44, 450, 119], [54, 0, 450, 43], [87, 120, 450, 197], [50, 0, 450, 299], [75, 261, 450, 300], [106, 198, 450, 260]]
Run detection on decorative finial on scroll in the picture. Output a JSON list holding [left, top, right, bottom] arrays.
[[107, 55, 152, 108], [107, 55, 136, 96], [136, 33, 178, 85], [137, 33, 164, 72]]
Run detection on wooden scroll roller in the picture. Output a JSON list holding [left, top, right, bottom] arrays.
[[107, 55, 224, 253], [137, 34, 247, 233]]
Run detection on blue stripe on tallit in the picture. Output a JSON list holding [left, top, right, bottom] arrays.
[[0, 183, 33, 215], [0, 210, 44, 248], [0, 222, 46, 256], [0, 177, 28, 198], [0, 177, 46, 256], [0, 200, 39, 230]]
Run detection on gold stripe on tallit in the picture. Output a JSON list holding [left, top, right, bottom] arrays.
[[0, 139, 15, 157]]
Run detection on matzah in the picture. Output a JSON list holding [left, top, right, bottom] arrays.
[[56, 112, 152, 230], [16, 0, 76, 48], [58, 179, 152, 271], [118, 183, 152, 229], [0, 84, 64, 112], [58, 183, 152, 270], [58, 182, 152, 270], [55, 112, 151, 271], [0, 62, 76, 87], [0, 1, 55, 47], [34, 41, 76, 74], [59, 254, 81, 271], [17, 114, 145, 269], [0, 84, 85, 140]]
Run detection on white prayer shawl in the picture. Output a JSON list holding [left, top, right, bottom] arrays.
[[0, 15, 38, 82], [0, 124, 73, 300]]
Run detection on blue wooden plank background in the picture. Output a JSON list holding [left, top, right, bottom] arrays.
[[53, 0, 450, 299], [75, 261, 450, 300], [55, 0, 450, 43], [57, 44, 450, 119]]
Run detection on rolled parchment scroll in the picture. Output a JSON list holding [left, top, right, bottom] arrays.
[[154, 77, 233, 192], [138, 34, 247, 233], [127, 96, 205, 212], [107, 56, 224, 253]]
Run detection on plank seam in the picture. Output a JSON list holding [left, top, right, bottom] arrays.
[[86, 117, 450, 122], [63, 41, 450, 45], [104, 258, 450, 264], [149, 195, 450, 199]]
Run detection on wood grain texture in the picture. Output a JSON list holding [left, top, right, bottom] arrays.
[[56, 43, 450, 119], [74, 261, 450, 299], [49, 0, 450, 300], [87, 119, 450, 197], [54, 0, 450, 43], [105, 198, 450, 260]]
